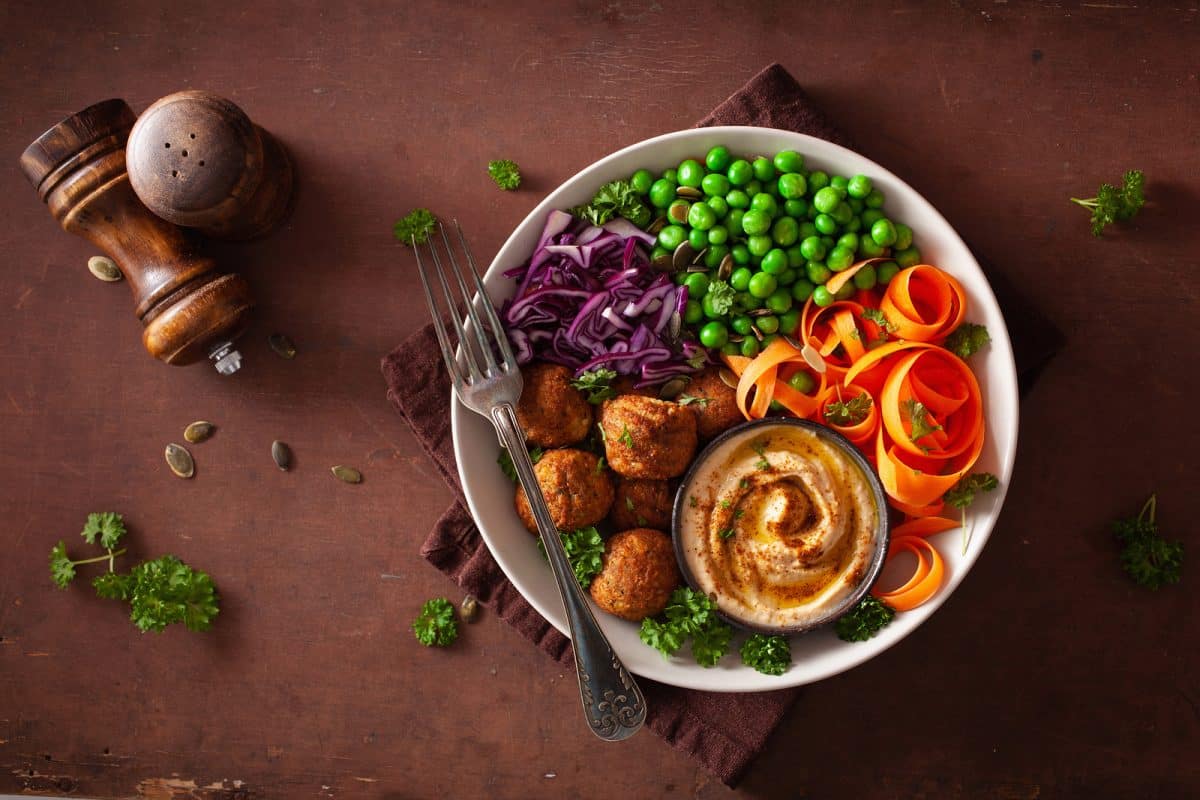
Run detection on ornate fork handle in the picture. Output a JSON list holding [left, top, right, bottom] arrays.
[[491, 403, 646, 741]]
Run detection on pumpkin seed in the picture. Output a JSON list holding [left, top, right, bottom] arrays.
[[675, 186, 703, 200], [801, 343, 828, 374], [646, 216, 667, 236], [667, 203, 689, 224], [87, 255, 122, 282], [728, 334, 745, 344], [268, 333, 296, 359], [651, 251, 673, 272], [460, 595, 479, 622], [164, 443, 194, 478], [667, 311, 682, 341], [331, 465, 362, 484], [184, 421, 215, 443], [672, 242, 697, 271], [749, 308, 774, 317], [271, 440, 291, 471], [718, 368, 739, 389], [684, 263, 708, 274], [658, 376, 690, 400], [717, 253, 734, 281], [691, 248, 707, 265]]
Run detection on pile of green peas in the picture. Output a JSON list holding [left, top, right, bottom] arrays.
[[623, 146, 921, 360]]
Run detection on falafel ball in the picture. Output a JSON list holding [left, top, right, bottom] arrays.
[[514, 448, 613, 533], [610, 478, 673, 531], [598, 394, 698, 479], [516, 362, 593, 448], [589, 528, 682, 621], [679, 368, 744, 439]]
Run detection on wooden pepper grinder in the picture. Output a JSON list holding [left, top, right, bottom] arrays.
[[20, 98, 253, 373], [125, 90, 294, 240]]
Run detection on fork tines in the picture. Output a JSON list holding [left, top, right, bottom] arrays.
[[411, 220, 515, 389]]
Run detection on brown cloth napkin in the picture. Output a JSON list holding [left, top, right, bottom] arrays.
[[382, 63, 1062, 787]]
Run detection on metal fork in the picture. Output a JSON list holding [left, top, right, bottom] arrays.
[[412, 221, 645, 742]]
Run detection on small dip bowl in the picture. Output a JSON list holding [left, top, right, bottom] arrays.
[[672, 418, 891, 636]]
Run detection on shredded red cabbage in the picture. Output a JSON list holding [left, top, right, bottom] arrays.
[[502, 210, 705, 384]]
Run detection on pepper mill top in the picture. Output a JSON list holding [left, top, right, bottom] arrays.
[[20, 98, 137, 200], [126, 90, 293, 240]]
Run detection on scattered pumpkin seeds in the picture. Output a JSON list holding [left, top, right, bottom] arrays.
[[184, 421, 215, 443], [718, 368, 739, 389], [87, 255, 123, 282], [268, 333, 296, 359], [164, 443, 194, 479], [460, 595, 479, 622], [271, 440, 291, 471], [658, 375, 690, 400], [331, 465, 362, 484]]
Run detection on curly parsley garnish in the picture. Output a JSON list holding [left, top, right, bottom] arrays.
[[570, 368, 618, 404], [537, 527, 606, 589], [704, 280, 737, 317], [572, 179, 651, 227], [393, 208, 437, 246], [487, 159, 521, 191], [497, 445, 544, 482], [835, 597, 896, 642], [862, 308, 896, 334], [1112, 494, 1182, 589], [824, 392, 873, 427], [740, 634, 791, 675], [413, 598, 459, 647], [944, 323, 991, 359], [903, 398, 942, 443], [944, 472, 999, 554], [1070, 169, 1145, 236], [639, 587, 733, 667]]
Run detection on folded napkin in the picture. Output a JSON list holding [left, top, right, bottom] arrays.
[[382, 63, 1062, 787]]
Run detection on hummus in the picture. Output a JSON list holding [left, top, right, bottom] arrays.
[[677, 421, 882, 630]]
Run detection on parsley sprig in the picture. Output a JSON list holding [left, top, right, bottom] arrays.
[[704, 280, 737, 317], [487, 159, 521, 191], [944, 472, 999, 554], [1112, 494, 1182, 590], [740, 634, 791, 675], [412, 598, 459, 647], [50, 512, 218, 633], [824, 392, 873, 427], [536, 527, 606, 589], [639, 587, 733, 667], [903, 398, 942, 443], [944, 323, 990, 359], [570, 368, 618, 404], [497, 445, 544, 482], [1070, 170, 1145, 236], [571, 179, 651, 228], [835, 597, 895, 642], [393, 208, 437, 246]]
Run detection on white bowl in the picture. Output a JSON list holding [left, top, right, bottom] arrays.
[[452, 126, 1018, 692]]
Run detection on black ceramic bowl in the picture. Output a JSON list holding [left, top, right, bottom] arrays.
[[671, 417, 892, 636]]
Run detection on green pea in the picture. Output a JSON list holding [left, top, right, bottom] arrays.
[[805, 261, 832, 284], [702, 172, 731, 197], [835, 282, 856, 301], [756, 315, 780, 335], [727, 159, 753, 186], [683, 299, 704, 324], [846, 174, 872, 199], [761, 248, 788, 275], [738, 291, 763, 310], [673, 270, 688, 286], [747, 234, 773, 257], [827, 245, 854, 271], [771, 216, 800, 247], [720, 341, 740, 357], [853, 264, 878, 290], [766, 288, 793, 314], [651, 245, 670, 262], [742, 176, 761, 194], [812, 187, 841, 214], [812, 286, 834, 307], [814, 213, 838, 235], [870, 218, 898, 247], [762, 333, 781, 348], [731, 246, 751, 269], [799, 235, 826, 261], [649, 179, 678, 208], [858, 235, 886, 258], [706, 196, 729, 219], [703, 245, 729, 269], [785, 244, 806, 268], [779, 308, 801, 336], [726, 189, 751, 209], [748, 271, 778, 299], [727, 209, 746, 234], [894, 246, 921, 268], [631, 169, 654, 194], [773, 150, 805, 174], [894, 223, 914, 251], [663, 168, 678, 183], [798, 221, 818, 239], [742, 209, 772, 236], [750, 156, 775, 182], [821, 235, 836, 249], [740, 337, 761, 358], [688, 202, 718, 231], [778, 267, 797, 286], [702, 292, 726, 319], [865, 188, 885, 209], [845, 217, 862, 233], [750, 193, 778, 218], [730, 266, 752, 291], [808, 170, 830, 191], [687, 226, 707, 250], [683, 272, 710, 298], [877, 261, 900, 285], [848, 197, 864, 215], [830, 175, 849, 192], [832, 202, 853, 225], [788, 370, 816, 394], [837, 232, 859, 252], [777, 172, 807, 200], [791, 279, 815, 302], [861, 208, 885, 227], [707, 226, 729, 246], [784, 198, 808, 217], [731, 314, 753, 335], [705, 145, 732, 172], [658, 224, 686, 251], [678, 159, 705, 187]]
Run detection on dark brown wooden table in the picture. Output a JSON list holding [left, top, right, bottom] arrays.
[[2, 2, 1197, 798]]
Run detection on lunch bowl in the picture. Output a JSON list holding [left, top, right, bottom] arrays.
[[451, 126, 1018, 692]]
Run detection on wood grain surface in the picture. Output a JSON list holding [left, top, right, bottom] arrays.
[[1, 2, 1197, 798]]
